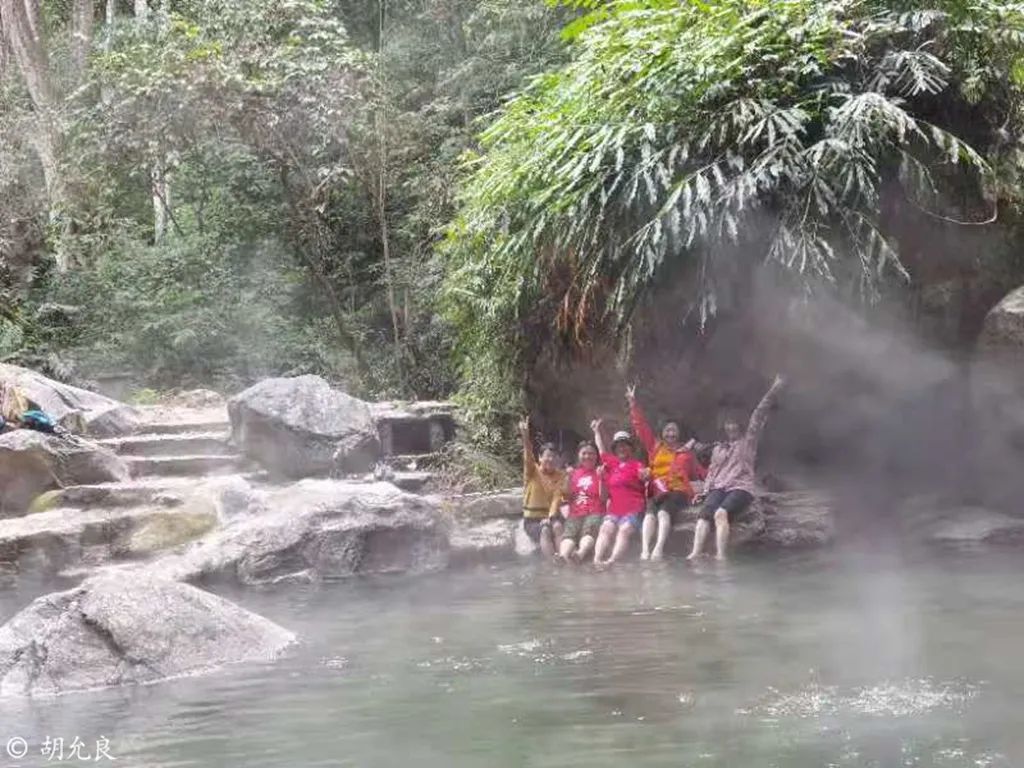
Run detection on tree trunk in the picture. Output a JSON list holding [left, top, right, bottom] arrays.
[[0, 0, 71, 270], [377, 0, 401, 348], [71, 0, 94, 71], [105, 0, 115, 25], [377, 145, 400, 345], [152, 165, 169, 243], [0, 0, 55, 107], [134, 0, 169, 241]]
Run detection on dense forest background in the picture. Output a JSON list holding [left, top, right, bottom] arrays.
[[5, 0, 1024, 464], [1, 0, 568, 399]]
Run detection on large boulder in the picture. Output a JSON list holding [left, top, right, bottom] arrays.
[[756, 490, 836, 549], [0, 363, 138, 437], [0, 431, 130, 517], [977, 285, 1024, 351], [151, 479, 450, 584], [449, 519, 519, 565], [228, 375, 380, 478], [0, 573, 294, 697], [897, 495, 1024, 546], [927, 509, 1024, 546], [443, 490, 521, 565], [449, 490, 521, 520]]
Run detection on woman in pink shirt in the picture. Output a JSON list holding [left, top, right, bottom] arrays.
[[688, 375, 785, 561], [590, 418, 649, 567]]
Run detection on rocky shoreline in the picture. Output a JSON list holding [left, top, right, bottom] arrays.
[[0, 367, 840, 697]]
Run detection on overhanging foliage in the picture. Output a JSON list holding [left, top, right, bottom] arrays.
[[443, 0, 1024, 415]]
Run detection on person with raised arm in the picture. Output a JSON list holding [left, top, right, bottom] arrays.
[[627, 384, 705, 560], [518, 416, 565, 557], [591, 418, 649, 567], [556, 440, 605, 563], [687, 375, 786, 562]]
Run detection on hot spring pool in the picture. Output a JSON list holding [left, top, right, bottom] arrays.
[[1, 547, 1022, 767]]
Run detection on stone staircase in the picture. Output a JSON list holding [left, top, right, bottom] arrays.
[[0, 397, 468, 580], [0, 406, 247, 575], [0, 400, 462, 576], [79, 406, 246, 490]]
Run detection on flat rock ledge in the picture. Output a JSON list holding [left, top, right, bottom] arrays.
[[445, 488, 836, 560]]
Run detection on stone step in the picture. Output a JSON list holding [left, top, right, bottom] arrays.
[[29, 477, 200, 513], [0, 504, 217, 574], [390, 471, 436, 493], [137, 420, 231, 436], [127, 454, 247, 478], [98, 432, 233, 458]]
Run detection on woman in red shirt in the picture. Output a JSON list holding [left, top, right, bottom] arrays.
[[557, 440, 605, 563], [591, 418, 649, 567]]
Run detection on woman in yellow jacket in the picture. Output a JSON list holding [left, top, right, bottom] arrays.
[[518, 416, 565, 557], [627, 385, 705, 560]]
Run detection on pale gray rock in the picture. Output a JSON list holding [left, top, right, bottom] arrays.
[[152, 479, 449, 584], [228, 376, 380, 478], [0, 573, 294, 697], [0, 363, 138, 437], [0, 431, 129, 517]]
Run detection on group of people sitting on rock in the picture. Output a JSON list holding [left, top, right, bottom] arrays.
[[520, 375, 785, 566]]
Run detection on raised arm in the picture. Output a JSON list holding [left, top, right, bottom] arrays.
[[518, 417, 537, 483], [626, 384, 657, 456], [746, 374, 786, 443], [680, 441, 708, 481], [590, 418, 608, 456]]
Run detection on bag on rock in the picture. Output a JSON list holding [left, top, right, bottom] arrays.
[[20, 409, 59, 434]]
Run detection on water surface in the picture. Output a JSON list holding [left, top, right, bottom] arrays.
[[2, 548, 1022, 767]]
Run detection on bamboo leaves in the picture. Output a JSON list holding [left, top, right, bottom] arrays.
[[444, 0, 1020, 387]]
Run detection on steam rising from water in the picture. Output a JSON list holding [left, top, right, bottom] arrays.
[[743, 276, 1024, 523]]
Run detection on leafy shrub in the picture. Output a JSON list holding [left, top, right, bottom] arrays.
[[48, 234, 358, 390]]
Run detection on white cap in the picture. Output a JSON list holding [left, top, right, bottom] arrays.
[[611, 430, 632, 445]]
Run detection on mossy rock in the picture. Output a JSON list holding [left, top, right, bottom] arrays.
[[125, 511, 217, 555], [27, 489, 64, 515]]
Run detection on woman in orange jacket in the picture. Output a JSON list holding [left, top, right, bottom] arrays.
[[627, 384, 706, 560]]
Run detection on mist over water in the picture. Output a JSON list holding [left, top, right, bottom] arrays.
[[3, 552, 1022, 767], [708, 275, 1024, 525]]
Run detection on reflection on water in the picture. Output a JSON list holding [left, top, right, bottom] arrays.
[[2, 549, 1023, 767]]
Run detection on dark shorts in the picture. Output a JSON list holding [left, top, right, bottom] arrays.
[[698, 489, 754, 523], [563, 514, 602, 542], [649, 491, 691, 516], [523, 518, 551, 543]]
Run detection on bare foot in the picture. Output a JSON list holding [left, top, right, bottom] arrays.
[[686, 552, 702, 562], [651, 549, 664, 562], [640, 551, 651, 561], [714, 554, 727, 562]]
